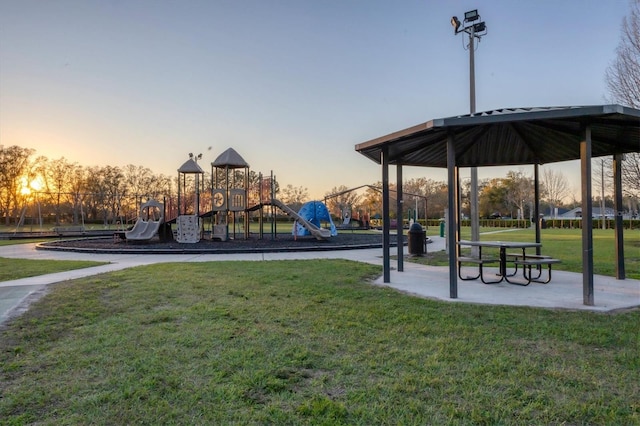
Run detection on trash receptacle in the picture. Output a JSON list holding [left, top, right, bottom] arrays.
[[408, 223, 426, 256], [439, 219, 445, 237]]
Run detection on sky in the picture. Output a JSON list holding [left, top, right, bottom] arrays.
[[0, 0, 632, 199]]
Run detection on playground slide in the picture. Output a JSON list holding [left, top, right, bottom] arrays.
[[268, 199, 332, 240], [125, 199, 164, 241], [125, 219, 162, 241]]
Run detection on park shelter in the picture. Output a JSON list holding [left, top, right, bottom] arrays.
[[355, 104, 640, 306]]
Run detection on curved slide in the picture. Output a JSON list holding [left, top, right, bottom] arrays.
[[266, 199, 332, 240], [125, 199, 165, 241]]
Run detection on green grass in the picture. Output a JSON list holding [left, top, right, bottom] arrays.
[[1, 260, 638, 425], [0, 258, 107, 281], [414, 227, 640, 279], [0, 239, 49, 247]]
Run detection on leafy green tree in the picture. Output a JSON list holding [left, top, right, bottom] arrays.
[[478, 178, 509, 218]]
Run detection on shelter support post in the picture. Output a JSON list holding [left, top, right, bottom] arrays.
[[447, 132, 459, 299], [455, 174, 461, 256], [580, 125, 595, 305], [470, 167, 479, 257], [534, 164, 541, 255], [396, 165, 404, 272], [382, 147, 391, 283], [613, 154, 625, 279]]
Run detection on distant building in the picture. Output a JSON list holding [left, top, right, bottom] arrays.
[[553, 206, 627, 220]]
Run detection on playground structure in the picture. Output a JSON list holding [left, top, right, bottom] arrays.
[[125, 147, 336, 243]]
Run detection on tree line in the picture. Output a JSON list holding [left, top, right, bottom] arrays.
[[2, 145, 638, 229]]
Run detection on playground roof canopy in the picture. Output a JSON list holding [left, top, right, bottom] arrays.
[[212, 147, 250, 169], [355, 104, 640, 167], [178, 158, 204, 174]]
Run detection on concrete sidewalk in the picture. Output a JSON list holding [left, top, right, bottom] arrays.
[[1, 237, 639, 325]]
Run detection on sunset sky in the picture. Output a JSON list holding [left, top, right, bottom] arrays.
[[0, 0, 631, 199]]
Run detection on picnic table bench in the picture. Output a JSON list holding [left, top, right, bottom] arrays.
[[507, 258, 562, 286], [457, 256, 501, 284]]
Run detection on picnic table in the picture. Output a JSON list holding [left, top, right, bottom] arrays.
[[457, 240, 560, 285]]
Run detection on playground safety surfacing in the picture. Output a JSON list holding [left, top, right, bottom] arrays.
[[37, 233, 403, 255]]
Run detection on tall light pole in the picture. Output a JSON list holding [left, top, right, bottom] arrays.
[[451, 10, 487, 248]]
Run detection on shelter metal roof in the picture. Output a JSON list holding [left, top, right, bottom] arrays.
[[355, 105, 640, 168], [212, 147, 250, 169]]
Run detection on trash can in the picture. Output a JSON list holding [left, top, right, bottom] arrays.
[[439, 219, 445, 237], [408, 223, 426, 256]]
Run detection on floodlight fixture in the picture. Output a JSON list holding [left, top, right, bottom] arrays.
[[464, 9, 479, 22], [451, 16, 461, 33], [473, 21, 486, 33]]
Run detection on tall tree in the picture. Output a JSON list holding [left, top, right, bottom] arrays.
[[85, 165, 125, 225], [0, 145, 34, 225], [621, 152, 640, 201], [606, 0, 640, 207], [606, 0, 640, 108], [281, 184, 309, 212], [68, 165, 88, 225], [541, 168, 570, 217], [503, 171, 535, 220], [361, 184, 383, 219], [324, 185, 362, 218], [37, 157, 78, 225], [478, 178, 509, 218], [122, 164, 155, 218]]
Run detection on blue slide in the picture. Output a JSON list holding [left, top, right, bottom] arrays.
[[292, 201, 337, 238]]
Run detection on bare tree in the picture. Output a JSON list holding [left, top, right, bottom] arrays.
[[324, 185, 362, 218], [541, 168, 570, 217], [621, 152, 640, 198], [0, 145, 34, 225], [37, 157, 79, 225], [606, 0, 640, 108], [361, 184, 383, 219], [281, 184, 309, 212], [606, 1, 640, 206], [503, 171, 535, 221]]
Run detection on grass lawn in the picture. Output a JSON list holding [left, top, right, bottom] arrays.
[[0, 257, 107, 282], [0, 239, 49, 247], [1, 260, 638, 425]]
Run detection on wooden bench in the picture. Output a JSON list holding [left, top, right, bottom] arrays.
[[53, 225, 86, 236], [506, 258, 562, 285], [458, 256, 501, 284]]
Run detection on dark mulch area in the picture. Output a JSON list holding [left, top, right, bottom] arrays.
[[38, 232, 404, 254]]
